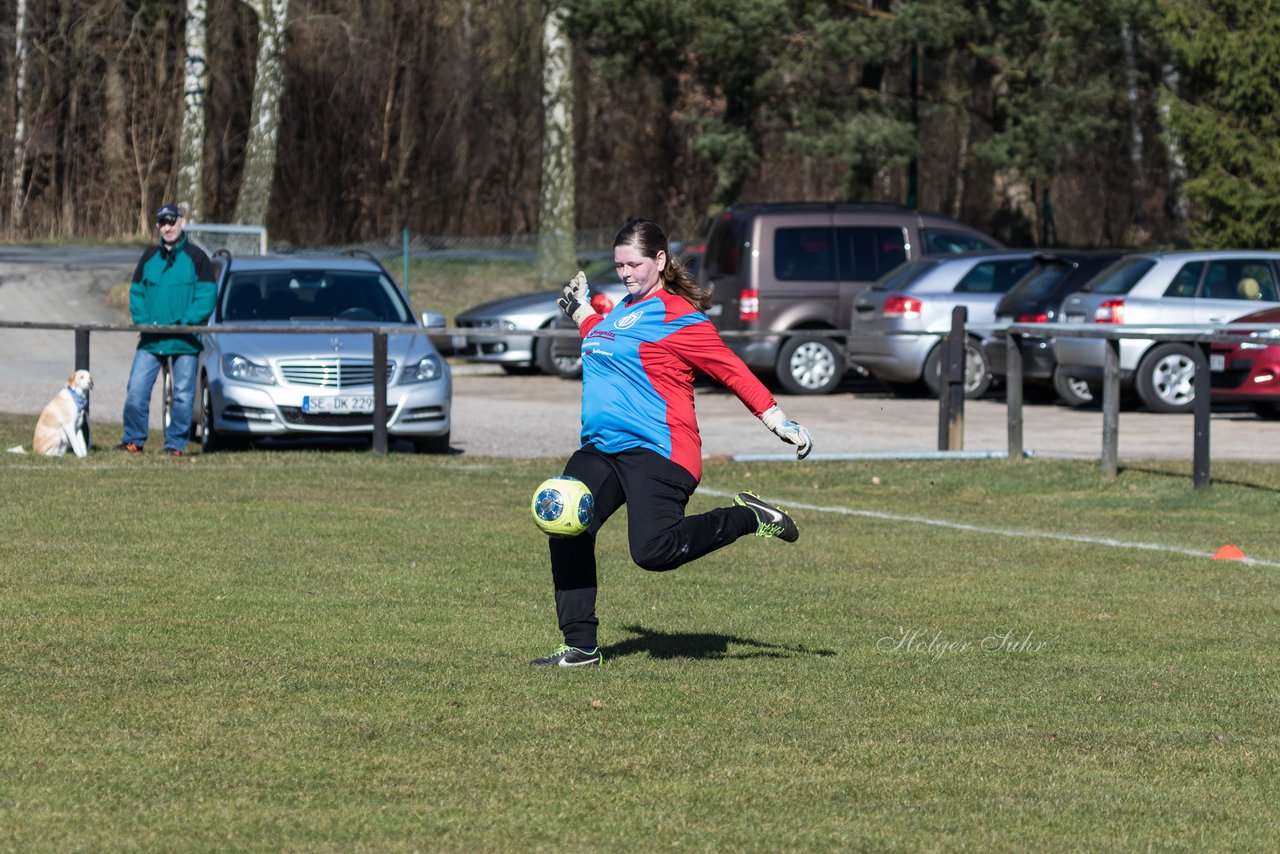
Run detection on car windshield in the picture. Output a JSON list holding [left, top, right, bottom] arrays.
[[922, 229, 1000, 254], [1006, 263, 1069, 301], [873, 258, 941, 291], [220, 270, 412, 323], [1081, 257, 1157, 295]]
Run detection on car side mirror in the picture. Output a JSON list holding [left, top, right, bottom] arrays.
[[421, 310, 446, 329]]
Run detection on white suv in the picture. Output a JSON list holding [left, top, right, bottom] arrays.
[[1053, 250, 1280, 412]]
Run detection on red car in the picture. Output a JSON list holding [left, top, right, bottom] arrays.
[[1211, 305, 1280, 418]]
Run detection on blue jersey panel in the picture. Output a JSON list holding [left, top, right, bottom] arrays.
[[579, 294, 704, 458]]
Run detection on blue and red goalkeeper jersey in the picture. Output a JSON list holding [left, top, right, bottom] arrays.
[[576, 288, 776, 481]]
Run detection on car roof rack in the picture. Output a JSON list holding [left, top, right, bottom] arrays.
[[212, 247, 233, 275], [343, 248, 404, 290], [731, 201, 916, 214]]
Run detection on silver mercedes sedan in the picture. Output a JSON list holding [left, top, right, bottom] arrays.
[[196, 254, 451, 452]]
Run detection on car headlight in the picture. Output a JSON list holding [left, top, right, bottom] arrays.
[[400, 353, 444, 383], [223, 354, 276, 385]]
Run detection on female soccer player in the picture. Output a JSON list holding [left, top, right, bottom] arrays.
[[531, 218, 813, 667]]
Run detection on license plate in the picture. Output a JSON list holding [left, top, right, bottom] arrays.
[[303, 395, 374, 414], [1210, 353, 1225, 372], [1064, 314, 1087, 324], [451, 335, 469, 351]]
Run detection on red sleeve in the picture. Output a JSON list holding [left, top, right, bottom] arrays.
[[580, 313, 604, 337], [667, 320, 776, 417]]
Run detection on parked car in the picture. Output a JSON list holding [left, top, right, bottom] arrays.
[[195, 251, 452, 452], [452, 246, 701, 378], [702, 201, 1003, 395], [983, 250, 1129, 406], [1210, 305, 1280, 418], [1054, 250, 1280, 413], [847, 250, 1040, 398]]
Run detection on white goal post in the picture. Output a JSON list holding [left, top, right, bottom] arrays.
[[186, 222, 269, 256]]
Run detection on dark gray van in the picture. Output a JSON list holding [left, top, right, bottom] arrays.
[[702, 202, 1002, 394]]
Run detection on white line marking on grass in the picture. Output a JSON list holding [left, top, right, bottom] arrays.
[[702, 488, 1280, 569]]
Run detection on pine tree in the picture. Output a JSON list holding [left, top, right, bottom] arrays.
[[1160, 0, 1280, 247]]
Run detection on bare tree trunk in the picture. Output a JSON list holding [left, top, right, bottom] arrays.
[[62, 72, 81, 236], [178, 0, 210, 221], [952, 108, 971, 220], [536, 1, 576, 288], [234, 0, 289, 227], [1159, 62, 1189, 244], [394, 61, 419, 230], [1121, 20, 1145, 234], [103, 29, 129, 233], [10, 0, 30, 229]]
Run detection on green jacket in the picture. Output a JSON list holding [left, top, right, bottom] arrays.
[[129, 234, 218, 355]]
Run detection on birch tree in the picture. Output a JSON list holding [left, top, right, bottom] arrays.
[[10, 0, 30, 227], [234, 0, 289, 227], [536, 1, 577, 288], [177, 0, 210, 221]]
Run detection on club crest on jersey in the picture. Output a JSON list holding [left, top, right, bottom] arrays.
[[616, 309, 643, 330]]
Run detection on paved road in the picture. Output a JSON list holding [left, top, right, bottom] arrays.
[[0, 251, 143, 435], [449, 368, 1277, 464], [2, 246, 1275, 463]]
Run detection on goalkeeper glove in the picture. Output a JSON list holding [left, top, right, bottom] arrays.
[[761, 405, 813, 460], [557, 271, 594, 326]]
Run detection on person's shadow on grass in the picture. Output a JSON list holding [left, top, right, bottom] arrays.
[[605, 624, 835, 661]]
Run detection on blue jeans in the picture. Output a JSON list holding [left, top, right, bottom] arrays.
[[122, 349, 198, 450]]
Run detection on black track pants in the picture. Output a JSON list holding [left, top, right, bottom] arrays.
[[548, 444, 757, 649]]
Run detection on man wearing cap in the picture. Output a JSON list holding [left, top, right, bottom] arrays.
[[116, 204, 217, 456]]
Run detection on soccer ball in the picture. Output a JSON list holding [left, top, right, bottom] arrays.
[[531, 476, 594, 538]]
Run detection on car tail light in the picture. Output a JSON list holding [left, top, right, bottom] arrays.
[[590, 293, 614, 314], [1017, 312, 1050, 323], [1094, 299, 1125, 324], [739, 288, 759, 322], [883, 295, 922, 318]]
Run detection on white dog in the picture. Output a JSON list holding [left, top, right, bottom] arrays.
[[33, 369, 93, 457]]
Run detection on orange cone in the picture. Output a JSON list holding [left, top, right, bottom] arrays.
[[1213, 544, 1246, 561]]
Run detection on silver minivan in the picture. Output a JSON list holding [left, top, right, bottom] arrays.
[[1053, 250, 1280, 412], [702, 202, 1002, 394]]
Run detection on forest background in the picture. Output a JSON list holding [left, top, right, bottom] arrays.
[[0, 0, 1274, 256]]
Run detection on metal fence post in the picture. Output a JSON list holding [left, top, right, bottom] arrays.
[[75, 327, 90, 371], [1006, 330, 1023, 460], [75, 326, 92, 449], [1101, 338, 1121, 479], [937, 343, 949, 452], [373, 331, 388, 454], [937, 306, 966, 451], [1193, 341, 1211, 489], [403, 229, 411, 298]]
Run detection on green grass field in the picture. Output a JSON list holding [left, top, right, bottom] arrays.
[[3, 413, 1279, 850]]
